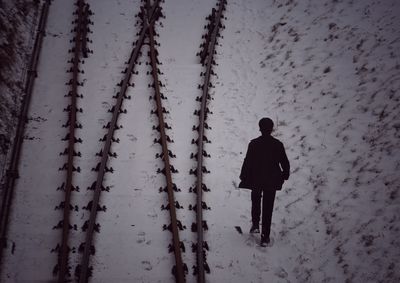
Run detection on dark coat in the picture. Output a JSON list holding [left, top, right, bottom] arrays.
[[240, 135, 290, 190]]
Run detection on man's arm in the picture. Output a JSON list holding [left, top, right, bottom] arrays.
[[240, 141, 253, 181], [280, 143, 290, 180]]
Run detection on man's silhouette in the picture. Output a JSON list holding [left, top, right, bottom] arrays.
[[240, 117, 290, 246]]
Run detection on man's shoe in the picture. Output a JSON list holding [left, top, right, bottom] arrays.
[[260, 235, 270, 247], [250, 224, 260, 234]]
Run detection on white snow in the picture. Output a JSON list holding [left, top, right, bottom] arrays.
[[1, 0, 399, 282], [0, 0, 39, 179]]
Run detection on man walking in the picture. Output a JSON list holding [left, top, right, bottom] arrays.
[[240, 117, 290, 246]]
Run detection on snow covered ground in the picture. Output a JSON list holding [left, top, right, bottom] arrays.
[[1, 0, 400, 282], [0, 0, 39, 182]]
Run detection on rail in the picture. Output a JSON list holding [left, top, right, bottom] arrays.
[[146, 0, 185, 282], [77, 2, 166, 282], [57, 0, 90, 281], [194, 1, 226, 282]]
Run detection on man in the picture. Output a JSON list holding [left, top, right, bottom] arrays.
[[239, 117, 290, 246]]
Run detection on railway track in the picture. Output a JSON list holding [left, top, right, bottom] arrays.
[[54, 0, 92, 281], [190, 1, 226, 282], [71, 0, 186, 282]]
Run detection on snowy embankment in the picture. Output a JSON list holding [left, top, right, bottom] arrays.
[[1, 0, 399, 282], [0, 0, 39, 188], [1, 0, 75, 281]]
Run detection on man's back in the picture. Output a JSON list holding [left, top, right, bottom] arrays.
[[241, 135, 290, 189]]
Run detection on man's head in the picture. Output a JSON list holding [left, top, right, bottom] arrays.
[[259, 117, 274, 135]]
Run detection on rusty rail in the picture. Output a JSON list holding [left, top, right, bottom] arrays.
[[57, 1, 88, 281], [195, 1, 226, 282], [0, 0, 51, 269], [77, 3, 161, 282], [146, 0, 185, 282]]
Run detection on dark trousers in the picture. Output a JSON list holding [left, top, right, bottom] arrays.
[[251, 188, 276, 238]]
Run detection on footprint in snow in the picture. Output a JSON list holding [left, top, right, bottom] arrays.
[[137, 231, 145, 244], [231, 68, 238, 78], [274, 267, 288, 279], [245, 235, 257, 247], [141, 260, 152, 271]]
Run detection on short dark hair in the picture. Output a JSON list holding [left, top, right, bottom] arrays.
[[259, 117, 274, 132]]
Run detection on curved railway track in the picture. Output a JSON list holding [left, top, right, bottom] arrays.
[[74, 0, 185, 282], [56, 0, 91, 281], [191, 1, 226, 282]]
